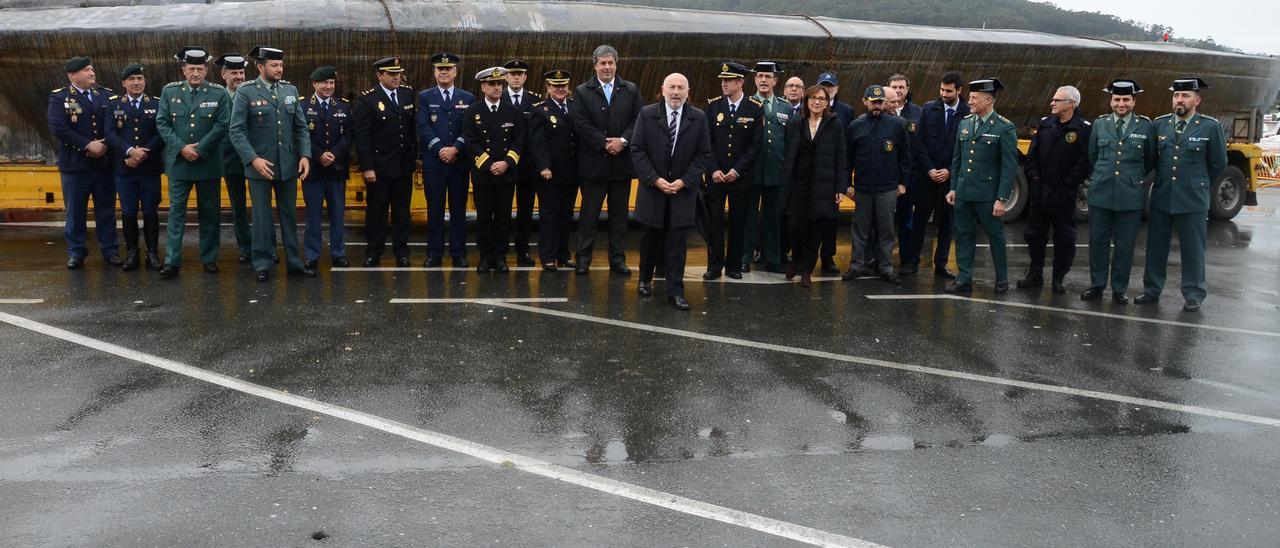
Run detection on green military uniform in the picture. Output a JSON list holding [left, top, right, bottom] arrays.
[[228, 74, 311, 273], [1086, 110, 1155, 296], [155, 78, 231, 268], [742, 90, 791, 269], [1142, 111, 1226, 303], [949, 109, 1018, 285]]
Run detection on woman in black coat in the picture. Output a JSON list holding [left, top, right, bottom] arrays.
[[780, 85, 850, 287]]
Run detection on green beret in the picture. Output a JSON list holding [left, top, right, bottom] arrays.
[[119, 63, 145, 81], [310, 65, 337, 82], [64, 56, 91, 73]]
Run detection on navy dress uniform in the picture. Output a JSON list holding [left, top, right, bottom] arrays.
[[1139, 77, 1227, 310], [103, 63, 165, 271], [416, 52, 473, 265], [701, 62, 762, 280], [741, 61, 792, 273], [1084, 80, 1155, 303], [155, 47, 232, 276], [1020, 102, 1092, 292], [355, 56, 418, 266], [47, 56, 119, 268], [302, 66, 353, 268], [214, 52, 264, 263], [462, 67, 526, 273], [228, 46, 313, 279], [947, 78, 1019, 292], [903, 93, 968, 277], [845, 85, 911, 282], [528, 70, 579, 269], [502, 59, 543, 265]]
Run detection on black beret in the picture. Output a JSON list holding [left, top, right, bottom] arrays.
[[310, 65, 338, 82], [119, 63, 145, 81], [64, 56, 91, 73]]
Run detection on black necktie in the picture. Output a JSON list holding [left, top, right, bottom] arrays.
[[945, 107, 954, 127], [729, 103, 736, 116], [513, 94, 520, 107], [443, 89, 450, 104], [132, 98, 140, 111], [1116, 118, 1125, 136], [491, 104, 498, 113], [669, 110, 679, 152], [83, 90, 93, 107], [389, 91, 398, 107], [1176, 120, 1186, 134]]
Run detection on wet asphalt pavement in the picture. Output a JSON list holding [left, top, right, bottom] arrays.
[[1, 191, 1279, 547]]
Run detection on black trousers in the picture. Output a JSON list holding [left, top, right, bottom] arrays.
[[365, 174, 413, 260], [903, 178, 953, 269], [789, 215, 835, 274], [1023, 202, 1078, 279], [639, 199, 688, 298], [513, 166, 538, 254], [703, 184, 749, 274], [537, 180, 578, 264], [819, 218, 838, 266], [577, 177, 631, 267], [474, 183, 516, 263]]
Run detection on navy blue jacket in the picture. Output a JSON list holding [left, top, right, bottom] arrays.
[[47, 85, 113, 172], [847, 112, 912, 193], [416, 86, 474, 173], [304, 95, 354, 181], [913, 97, 970, 190], [898, 101, 923, 124], [831, 99, 855, 131], [103, 93, 165, 176]]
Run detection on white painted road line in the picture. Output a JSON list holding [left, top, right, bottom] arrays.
[[479, 302, 1280, 429], [0, 311, 878, 548], [391, 298, 570, 304], [0, 299, 44, 304], [866, 294, 1280, 338], [335, 266, 844, 285]]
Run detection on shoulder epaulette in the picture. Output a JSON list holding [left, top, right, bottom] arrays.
[[1083, 120, 1091, 126], [963, 113, 976, 119], [1095, 114, 1110, 121], [207, 82, 226, 89], [997, 115, 1011, 124], [280, 79, 291, 85], [1039, 116, 1048, 121], [340, 97, 350, 103], [1155, 113, 1173, 120], [164, 81, 182, 88], [108, 95, 119, 100], [399, 84, 412, 89], [707, 95, 723, 103], [1137, 114, 1151, 121], [362, 88, 373, 95], [748, 97, 763, 106], [51, 87, 65, 93], [527, 91, 541, 98], [298, 95, 306, 101], [532, 100, 546, 107], [1200, 114, 1218, 122]]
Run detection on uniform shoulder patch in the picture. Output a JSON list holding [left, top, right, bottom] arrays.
[[707, 95, 723, 103]]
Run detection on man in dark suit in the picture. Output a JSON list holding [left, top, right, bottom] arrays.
[[701, 61, 762, 280], [901, 71, 968, 279], [463, 67, 526, 273], [569, 44, 643, 275], [528, 69, 578, 271], [353, 56, 417, 267], [416, 52, 473, 267], [503, 59, 542, 266], [631, 73, 713, 311], [104, 63, 164, 271]]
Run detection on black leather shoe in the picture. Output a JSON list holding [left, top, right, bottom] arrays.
[[121, 250, 140, 272], [611, 263, 632, 276], [1112, 293, 1129, 305], [668, 295, 690, 310], [1134, 293, 1159, 305], [880, 271, 902, 285], [158, 264, 179, 278], [203, 262, 219, 274], [542, 262, 558, 271], [452, 256, 469, 268], [820, 263, 841, 275], [575, 265, 589, 275], [1183, 300, 1201, 312], [363, 256, 380, 267], [146, 251, 162, 271], [303, 259, 318, 270], [287, 267, 317, 278], [516, 252, 536, 267], [238, 253, 251, 264], [899, 264, 919, 276], [494, 260, 510, 273], [1052, 281, 1067, 294], [740, 263, 751, 273], [934, 266, 957, 280], [104, 254, 123, 266], [637, 281, 653, 297], [255, 270, 269, 282], [395, 256, 410, 268], [66, 256, 85, 270], [332, 256, 350, 268], [702, 270, 722, 281], [841, 268, 871, 281], [1080, 288, 1104, 301], [994, 281, 1010, 293], [726, 271, 742, 280], [943, 280, 972, 293], [1016, 270, 1043, 289], [423, 256, 442, 268], [559, 259, 577, 269]]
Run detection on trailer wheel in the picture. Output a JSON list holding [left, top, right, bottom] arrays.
[[1208, 166, 1246, 220], [1002, 169, 1029, 222]]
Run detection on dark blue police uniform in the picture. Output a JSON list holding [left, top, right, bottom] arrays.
[[47, 75, 119, 265]]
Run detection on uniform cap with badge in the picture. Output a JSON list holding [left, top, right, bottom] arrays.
[[717, 61, 749, 79], [864, 84, 887, 102], [174, 47, 209, 65], [544, 69, 571, 86], [1103, 79, 1142, 95], [1170, 77, 1209, 92], [753, 61, 781, 75], [373, 57, 404, 73], [118, 63, 144, 81], [430, 52, 460, 68], [214, 53, 248, 70], [63, 56, 92, 73], [310, 65, 338, 82], [477, 67, 508, 82], [248, 46, 284, 61], [503, 59, 530, 73]]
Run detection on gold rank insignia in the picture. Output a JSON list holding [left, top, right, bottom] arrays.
[[475, 113, 481, 121], [873, 87, 883, 96], [909, 122, 916, 133], [716, 112, 724, 122], [884, 140, 895, 152], [71, 115, 78, 123], [961, 128, 969, 136], [722, 63, 729, 72], [377, 102, 385, 111], [550, 115, 557, 125], [308, 121, 315, 130], [1065, 132, 1077, 143]]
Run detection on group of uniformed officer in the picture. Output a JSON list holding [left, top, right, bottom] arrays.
[[47, 49, 1227, 310]]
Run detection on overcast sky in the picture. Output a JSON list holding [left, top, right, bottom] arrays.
[[1049, 0, 1280, 55]]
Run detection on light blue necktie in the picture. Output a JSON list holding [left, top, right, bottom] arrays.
[[603, 82, 613, 106]]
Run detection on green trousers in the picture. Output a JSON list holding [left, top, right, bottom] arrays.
[[1142, 209, 1207, 302], [1087, 206, 1142, 294], [249, 178, 303, 272], [165, 178, 221, 266], [741, 185, 786, 267], [953, 199, 1008, 284]]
